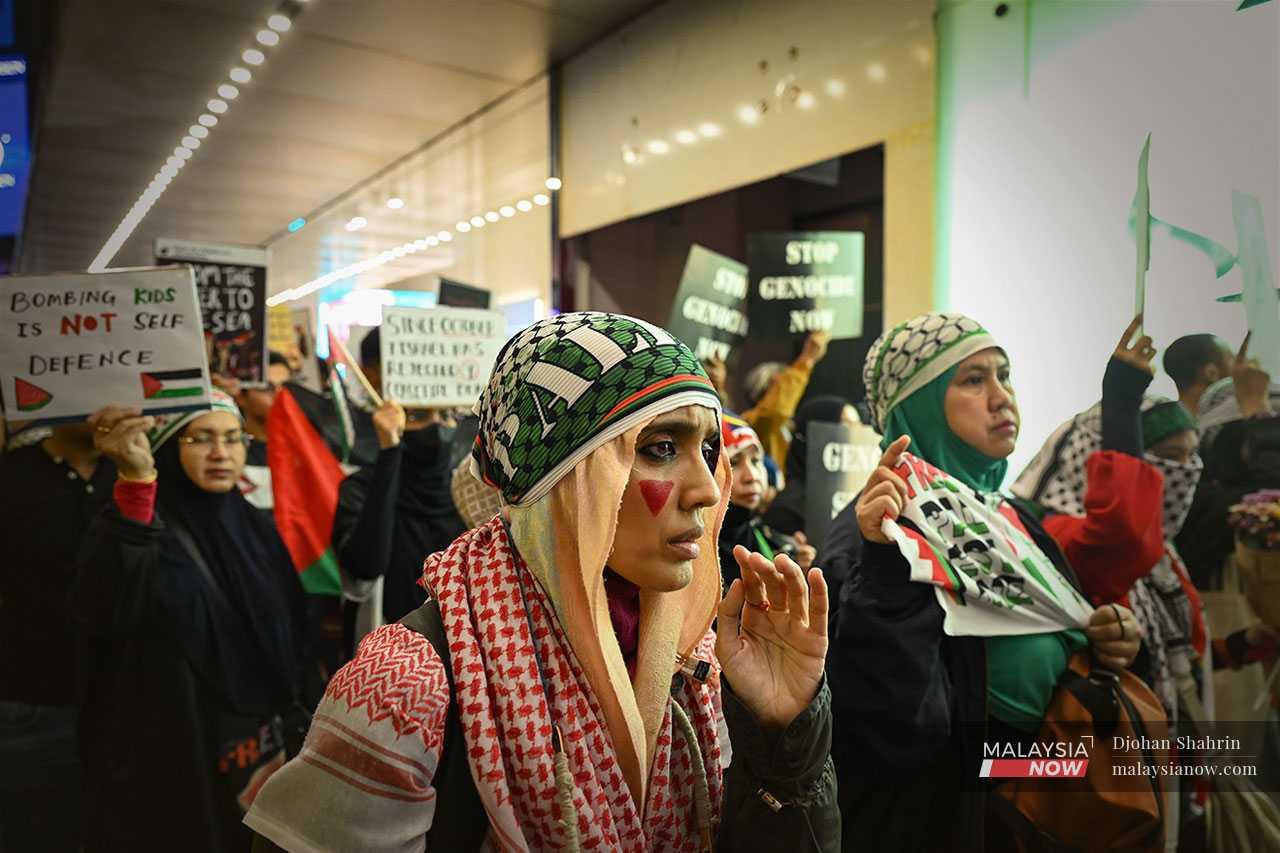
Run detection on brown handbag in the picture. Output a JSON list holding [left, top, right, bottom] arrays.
[[992, 651, 1171, 853]]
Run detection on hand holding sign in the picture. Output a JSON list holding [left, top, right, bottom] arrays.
[[372, 400, 407, 450], [1232, 332, 1274, 417], [89, 405, 156, 480], [855, 435, 911, 544], [1111, 314, 1156, 376]]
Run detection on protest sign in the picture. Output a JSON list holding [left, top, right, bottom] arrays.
[[379, 306, 505, 407], [665, 245, 750, 363], [439, 278, 492, 309], [287, 307, 323, 392], [155, 238, 268, 386], [267, 304, 295, 355], [1231, 191, 1280, 378], [0, 266, 211, 423], [804, 420, 881, 548], [747, 232, 864, 341], [882, 452, 1093, 637]]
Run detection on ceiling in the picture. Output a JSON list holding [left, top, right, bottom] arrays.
[[18, 0, 658, 276]]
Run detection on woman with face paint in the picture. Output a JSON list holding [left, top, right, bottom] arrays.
[[75, 391, 313, 853], [719, 412, 816, 587], [820, 313, 1143, 853], [247, 313, 838, 852]]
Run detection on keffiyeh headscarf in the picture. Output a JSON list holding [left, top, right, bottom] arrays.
[[722, 410, 762, 459], [1013, 396, 1204, 718], [472, 312, 720, 506], [863, 312, 1008, 492], [147, 389, 243, 449]]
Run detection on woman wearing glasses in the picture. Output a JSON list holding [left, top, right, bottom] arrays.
[[74, 391, 314, 853]]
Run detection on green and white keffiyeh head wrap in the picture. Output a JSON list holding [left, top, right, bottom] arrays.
[[471, 312, 722, 507], [863, 312, 1000, 433], [147, 389, 243, 449]]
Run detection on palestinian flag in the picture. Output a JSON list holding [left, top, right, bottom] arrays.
[[141, 368, 205, 399], [267, 386, 345, 596], [14, 378, 53, 412]]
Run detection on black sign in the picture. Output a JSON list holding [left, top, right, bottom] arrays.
[[747, 232, 864, 341], [804, 420, 882, 547], [666, 244, 749, 363], [155, 238, 268, 386], [439, 278, 491, 309]]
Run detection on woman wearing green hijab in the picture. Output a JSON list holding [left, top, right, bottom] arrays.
[[820, 312, 1143, 852]]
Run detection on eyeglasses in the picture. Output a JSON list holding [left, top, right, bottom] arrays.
[[178, 430, 252, 450]]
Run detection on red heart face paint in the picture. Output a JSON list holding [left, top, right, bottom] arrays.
[[638, 479, 674, 516]]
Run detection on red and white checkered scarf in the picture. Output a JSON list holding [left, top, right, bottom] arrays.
[[421, 515, 726, 850]]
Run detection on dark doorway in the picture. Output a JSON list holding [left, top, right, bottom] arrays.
[[562, 144, 884, 411]]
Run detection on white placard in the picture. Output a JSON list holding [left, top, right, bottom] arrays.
[[380, 306, 505, 407], [0, 266, 212, 422]]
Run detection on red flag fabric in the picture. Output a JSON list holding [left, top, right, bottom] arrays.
[[267, 386, 344, 595]]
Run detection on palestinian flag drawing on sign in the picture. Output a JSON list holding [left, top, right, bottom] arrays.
[[14, 378, 53, 412], [141, 368, 205, 399], [880, 452, 1093, 637]]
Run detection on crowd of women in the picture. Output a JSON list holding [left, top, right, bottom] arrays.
[[0, 305, 1276, 852]]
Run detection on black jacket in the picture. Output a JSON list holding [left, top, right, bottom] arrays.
[[75, 505, 311, 853], [334, 434, 467, 628], [1177, 414, 1280, 589], [820, 495, 1085, 852]]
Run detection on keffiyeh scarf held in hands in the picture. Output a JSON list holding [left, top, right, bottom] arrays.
[[862, 313, 1093, 636]]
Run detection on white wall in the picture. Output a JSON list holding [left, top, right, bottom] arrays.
[[936, 0, 1278, 481]]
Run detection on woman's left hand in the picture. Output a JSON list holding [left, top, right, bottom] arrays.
[[1086, 604, 1143, 671], [716, 545, 828, 730]]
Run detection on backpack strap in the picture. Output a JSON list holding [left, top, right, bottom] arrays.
[[399, 599, 490, 852], [1058, 668, 1120, 740]]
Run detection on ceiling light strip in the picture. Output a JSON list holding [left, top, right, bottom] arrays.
[[265, 179, 559, 307], [87, 1, 308, 272]]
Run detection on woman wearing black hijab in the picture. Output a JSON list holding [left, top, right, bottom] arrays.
[[334, 399, 467, 649], [762, 394, 860, 536], [76, 392, 312, 852]]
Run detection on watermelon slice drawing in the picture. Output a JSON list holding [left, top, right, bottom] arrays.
[[14, 378, 53, 412]]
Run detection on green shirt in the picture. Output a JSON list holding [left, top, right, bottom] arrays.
[[987, 629, 1088, 732]]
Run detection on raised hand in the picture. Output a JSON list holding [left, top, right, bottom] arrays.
[[1231, 332, 1274, 418], [854, 435, 911, 544], [716, 545, 828, 730], [1085, 603, 1143, 671], [372, 400, 407, 449], [1113, 315, 1157, 376], [89, 405, 156, 480], [799, 330, 832, 368]]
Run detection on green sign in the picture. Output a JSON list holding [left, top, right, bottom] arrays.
[[747, 232, 865, 340], [666, 244, 749, 362]]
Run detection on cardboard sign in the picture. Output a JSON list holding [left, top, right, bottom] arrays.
[[439, 278, 492, 309], [288, 307, 323, 393], [747, 232, 864, 340], [666, 245, 750, 363], [379, 306, 505, 407], [155, 238, 268, 386], [0, 266, 211, 423], [804, 420, 881, 547]]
